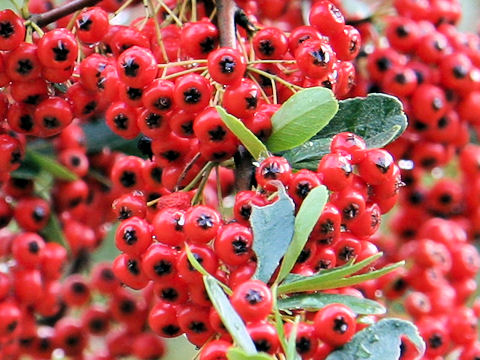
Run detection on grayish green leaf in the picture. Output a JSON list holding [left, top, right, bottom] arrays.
[[276, 185, 328, 283], [325, 318, 425, 360], [251, 184, 295, 283]]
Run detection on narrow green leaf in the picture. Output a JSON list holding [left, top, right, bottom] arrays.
[[325, 318, 425, 360], [282, 94, 407, 170], [41, 214, 68, 250], [186, 245, 232, 295], [279, 259, 404, 294], [227, 348, 274, 360], [278, 293, 386, 315], [272, 285, 288, 353], [279, 253, 382, 293], [286, 317, 300, 360], [251, 183, 295, 283], [276, 185, 328, 283], [216, 106, 269, 160], [25, 150, 78, 181], [316, 261, 405, 290], [267, 87, 338, 152], [204, 277, 257, 355]]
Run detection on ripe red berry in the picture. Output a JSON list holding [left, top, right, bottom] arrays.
[[0, 10, 25, 51], [207, 47, 246, 85], [313, 303, 357, 348], [231, 279, 273, 322]]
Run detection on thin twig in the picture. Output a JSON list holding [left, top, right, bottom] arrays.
[[175, 152, 202, 191], [29, 0, 102, 27], [217, 0, 237, 48]]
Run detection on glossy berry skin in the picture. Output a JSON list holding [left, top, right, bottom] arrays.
[[141, 243, 178, 282], [117, 46, 157, 88], [181, 20, 218, 59], [222, 78, 262, 119], [75, 6, 109, 44], [247, 321, 280, 354], [115, 216, 152, 256], [173, 73, 212, 113], [317, 153, 353, 192], [252, 27, 289, 60], [151, 208, 186, 246], [214, 223, 253, 266], [12, 232, 45, 269], [255, 156, 292, 192], [148, 302, 182, 338], [357, 149, 395, 185], [331, 25, 361, 61], [0, 301, 21, 337], [0, 10, 25, 51], [176, 244, 218, 283], [37, 29, 78, 69], [313, 303, 356, 348], [330, 132, 366, 164], [231, 280, 273, 322], [5, 43, 42, 81], [62, 274, 91, 307], [34, 97, 74, 137], [233, 191, 267, 225], [0, 134, 23, 174], [194, 107, 237, 145], [295, 39, 336, 79], [112, 253, 149, 290], [285, 322, 318, 359], [288, 169, 322, 206], [199, 339, 231, 360], [14, 197, 50, 232], [309, 0, 345, 38], [207, 47, 246, 85], [184, 205, 221, 243], [142, 78, 175, 114]]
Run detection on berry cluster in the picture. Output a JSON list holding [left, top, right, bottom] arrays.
[[109, 131, 401, 358], [350, 0, 480, 357]]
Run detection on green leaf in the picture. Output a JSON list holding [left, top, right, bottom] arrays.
[[204, 276, 257, 355], [24, 150, 78, 181], [282, 94, 407, 170], [279, 259, 404, 294], [251, 183, 295, 284], [325, 318, 425, 360], [266, 87, 338, 152], [278, 293, 386, 315], [272, 285, 287, 353], [227, 348, 274, 360], [82, 120, 141, 155], [286, 317, 301, 360], [11, 163, 40, 179], [216, 106, 269, 160], [41, 214, 68, 250], [276, 185, 328, 283], [279, 253, 382, 294]]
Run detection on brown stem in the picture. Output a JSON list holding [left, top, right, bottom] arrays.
[[29, 0, 102, 27], [217, 0, 237, 48], [234, 146, 255, 192]]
